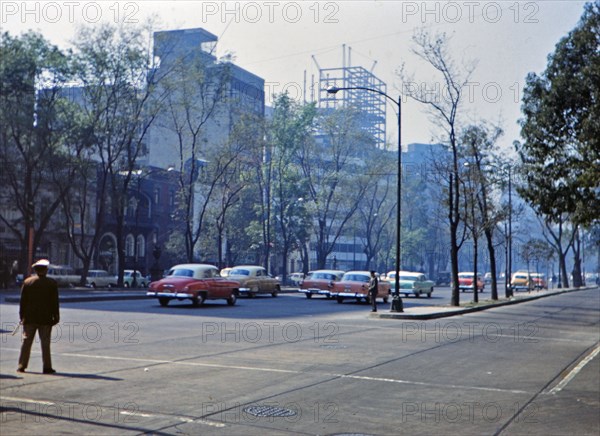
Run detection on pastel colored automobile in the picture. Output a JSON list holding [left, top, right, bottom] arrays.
[[86, 270, 117, 288], [530, 273, 547, 289], [146, 264, 239, 307], [458, 272, 485, 292], [387, 271, 435, 298], [298, 269, 345, 299], [120, 270, 148, 288], [227, 265, 281, 297], [332, 271, 390, 304], [511, 271, 538, 291]]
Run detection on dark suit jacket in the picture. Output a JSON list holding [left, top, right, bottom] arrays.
[[20, 275, 60, 325]]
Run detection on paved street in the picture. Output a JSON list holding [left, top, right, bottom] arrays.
[[1, 287, 599, 435]]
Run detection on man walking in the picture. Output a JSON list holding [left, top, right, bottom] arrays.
[[368, 270, 379, 312], [17, 259, 60, 374]]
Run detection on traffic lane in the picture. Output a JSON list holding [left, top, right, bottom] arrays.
[[1, 289, 598, 435], [500, 346, 600, 435]]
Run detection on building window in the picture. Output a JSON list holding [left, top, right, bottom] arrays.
[[136, 235, 145, 260], [126, 234, 135, 257]]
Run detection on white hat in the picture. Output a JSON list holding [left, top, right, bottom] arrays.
[[32, 259, 50, 268]]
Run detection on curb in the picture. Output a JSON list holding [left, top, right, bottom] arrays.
[[3, 288, 301, 304], [370, 286, 597, 320]]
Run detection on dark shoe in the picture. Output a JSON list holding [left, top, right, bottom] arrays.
[[43, 368, 56, 374], [16, 368, 26, 373], [371, 310, 377, 312]]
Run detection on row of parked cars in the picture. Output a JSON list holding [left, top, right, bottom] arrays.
[[145, 265, 438, 307], [146, 264, 281, 306], [45, 265, 148, 288]]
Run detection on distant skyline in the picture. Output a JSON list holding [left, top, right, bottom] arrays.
[[1, 1, 588, 149]]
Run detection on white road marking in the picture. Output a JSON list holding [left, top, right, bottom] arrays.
[[0, 395, 225, 427], [548, 344, 600, 395], [3, 347, 530, 394]]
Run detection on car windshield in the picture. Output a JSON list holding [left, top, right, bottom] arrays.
[[313, 273, 335, 280], [168, 268, 194, 278], [343, 274, 369, 282], [230, 269, 250, 276], [459, 273, 474, 278]]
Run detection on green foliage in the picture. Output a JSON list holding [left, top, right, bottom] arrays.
[[517, 2, 600, 227]]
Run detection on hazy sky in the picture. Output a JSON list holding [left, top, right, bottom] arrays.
[[1, 1, 587, 149]]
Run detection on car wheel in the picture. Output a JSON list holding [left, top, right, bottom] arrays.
[[227, 292, 237, 306], [337, 297, 344, 304], [306, 293, 313, 299], [158, 298, 169, 307], [124, 282, 129, 288], [383, 295, 389, 304], [191, 294, 206, 307], [415, 292, 420, 298], [365, 295, 371, 305], [90, 282, 96, 289], [427, 289, 432, 298]]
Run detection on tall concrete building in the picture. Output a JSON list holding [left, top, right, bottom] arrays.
[[144, 28, 265, 170]]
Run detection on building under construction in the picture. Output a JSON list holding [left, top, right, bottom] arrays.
[[314, 47, 387, 149]]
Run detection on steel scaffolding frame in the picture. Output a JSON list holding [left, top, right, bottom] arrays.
[[319, 66, 387, 149]]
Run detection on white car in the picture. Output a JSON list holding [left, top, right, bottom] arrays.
[[86, 270, 117, 288], [121, 270, 148, 288]]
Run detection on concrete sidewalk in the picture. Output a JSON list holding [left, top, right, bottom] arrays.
[[372, 286, 598, 319]]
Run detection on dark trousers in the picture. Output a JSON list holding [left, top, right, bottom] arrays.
[[18, 324, 53, 371], [370, 291, 378, 311]]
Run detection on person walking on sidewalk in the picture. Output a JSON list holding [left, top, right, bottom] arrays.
[[17, 259, 60, 374], [368, 270, 379, 312]]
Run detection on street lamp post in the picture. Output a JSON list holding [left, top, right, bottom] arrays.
[[327, 85, 403, 312]]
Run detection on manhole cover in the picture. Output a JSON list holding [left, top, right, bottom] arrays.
[[243, 405, 297, 417]]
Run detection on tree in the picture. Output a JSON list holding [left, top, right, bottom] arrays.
[[72, 22, 165, 285], [142, 27, 233, 263], [517, 2, 600, 286], [460, 124, 505, 300], [296, 107, 370, 270], [399, 29, 477, 306], [0, 31, 77, 274], [268, 94, 316, 280]]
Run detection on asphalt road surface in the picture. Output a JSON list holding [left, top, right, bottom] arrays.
[[1, 287, 598, 435]]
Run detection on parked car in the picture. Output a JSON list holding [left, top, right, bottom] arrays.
[[387, 271, 435, 298], [220, 267, 232, 277], [484, 272, 492, 285], [298, 270, 345, 299], [146, 264, 240, 307], [530, 273, 547, 289], [47, 265, 81, 287], [86, 270, 117, 288], [120, 270, 147, 288], [511, 271, 534, 291], [458, 272, 484, 292], [436, 271, 451, 286], [227, 265, 280, 297], [332, 271, 390, 304]]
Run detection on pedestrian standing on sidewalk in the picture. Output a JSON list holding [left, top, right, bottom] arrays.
[[17, 259, 60, 374], [369, 270, 379, 312]]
